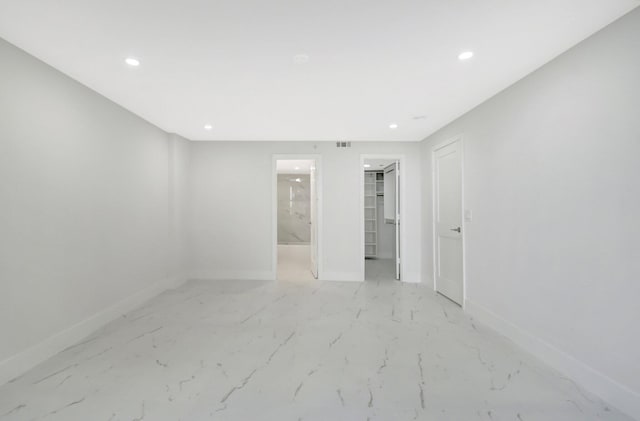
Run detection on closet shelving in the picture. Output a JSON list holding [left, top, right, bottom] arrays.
[[365, 171, 384, 258], [376, 172, 384, 195]]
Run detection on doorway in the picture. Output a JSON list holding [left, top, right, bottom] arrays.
[[273, 157, 320, 281], [361, 156, 402, 281], [433, 138, 464, 305]]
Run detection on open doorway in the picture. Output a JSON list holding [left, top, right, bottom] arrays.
[[274, 158, 319, 281], [362, 157, 401, 281]]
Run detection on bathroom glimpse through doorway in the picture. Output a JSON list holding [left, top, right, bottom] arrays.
[[273, 156, 321, 282]]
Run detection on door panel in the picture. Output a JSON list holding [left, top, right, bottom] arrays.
[[383, 164, 396, 224], [394, 161, 400, 280], [310, 161, 318, 279], [383, 162, 401, 280], [434, 142, 463, 304]]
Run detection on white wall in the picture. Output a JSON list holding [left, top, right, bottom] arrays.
[[188, 141, 422, 282], [421, 8, 640, 419], [0, 38, 189, 384], [168, 134, 191, 282]]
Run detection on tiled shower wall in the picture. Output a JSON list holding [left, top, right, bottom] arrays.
[[277, 174, 310, 244]]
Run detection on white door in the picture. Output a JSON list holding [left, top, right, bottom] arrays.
[[383, 162, 401, 280], [394, 161, 400, 280], [309, 161, 318, 279], [434, 141, 463, 304]]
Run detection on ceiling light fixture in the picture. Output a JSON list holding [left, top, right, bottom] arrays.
[[293, 54, 310, 64], [294, 166, 300, 170], [364, 164, 371, 168], [389, 123, 398, 129], [458, 51, 474, 61], [204, 124, 213, 130], [125, 57, 140, 66]]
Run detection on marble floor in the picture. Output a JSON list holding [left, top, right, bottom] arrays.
[[277, 244, 315, 282], [0, 279, 630, 421], [365, 258, 397, 282]]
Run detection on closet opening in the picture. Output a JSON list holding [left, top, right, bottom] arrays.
[[362, 157, 402, 282], [273, 158, 320, 281]]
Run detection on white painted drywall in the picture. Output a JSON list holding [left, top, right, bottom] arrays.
[[421, 8, 640, 419], [187, 142, 422, 282], [168, 133, 191, 282], [0, 38, 189, 383]]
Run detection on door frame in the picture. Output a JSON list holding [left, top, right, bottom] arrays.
[[272, 154, 323, 281], [359, 154, 406, 282], [431, 136, 467, 308]]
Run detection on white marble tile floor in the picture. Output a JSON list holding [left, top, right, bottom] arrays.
[[277, 244, 315, 282], [0, 279, 629, 421], [365, 258, 397, 282]]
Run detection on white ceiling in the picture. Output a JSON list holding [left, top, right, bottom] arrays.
[[0, 0, 637, 141], [276, 160, 314, 174], [364, 159, 396, 171]]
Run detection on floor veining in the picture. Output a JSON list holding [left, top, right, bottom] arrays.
[[0, 280, 630, 421]]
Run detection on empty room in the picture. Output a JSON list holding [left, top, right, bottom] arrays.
[[0, 1, 639, 420]]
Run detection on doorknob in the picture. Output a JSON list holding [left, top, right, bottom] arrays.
[[450, 227, 461, 233]]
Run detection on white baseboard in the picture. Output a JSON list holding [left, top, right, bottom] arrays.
[[321, 272, 362, 282], [0, 276, 186, 386], [191, 270, 363, 283], [465, 300, 640, 420], [191, 270, 276, 281]]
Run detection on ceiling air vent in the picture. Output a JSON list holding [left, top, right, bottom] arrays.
[[336, 141, 352, 148]]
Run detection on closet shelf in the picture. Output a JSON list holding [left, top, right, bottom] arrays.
[[364, 170, 382, 258]]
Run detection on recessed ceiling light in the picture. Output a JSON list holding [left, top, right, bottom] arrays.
[[458, 51, 474, 61], [125, 57, 140, 67], [294, 166, 300, 170], [364, 164, 371, 168], [204, 124, 213, 130], [293, 54, 310, 64], [389, 123, 398, 129]]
